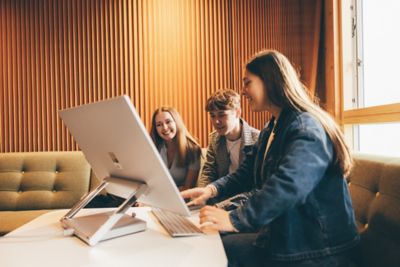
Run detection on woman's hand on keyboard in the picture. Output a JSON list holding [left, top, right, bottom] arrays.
[[181, 187, 213, 206], [199, 206, 238, 232]]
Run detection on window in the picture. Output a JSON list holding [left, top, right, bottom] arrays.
[[356, 0, 400, 107], [358, 123, 400, 157], [342, 0, 400, 157]]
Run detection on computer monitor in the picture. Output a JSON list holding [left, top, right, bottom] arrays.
[[58, 96, 191, 245], [59, 95, 190, 216]]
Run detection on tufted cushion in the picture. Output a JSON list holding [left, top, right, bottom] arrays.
[[0, 152, 91, 211], [348, 153, 400, 267]]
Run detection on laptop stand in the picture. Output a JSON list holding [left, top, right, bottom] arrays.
[[60, 176, 148, 246]]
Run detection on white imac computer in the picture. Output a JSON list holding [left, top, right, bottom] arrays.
[[59, 95, 193, 246]]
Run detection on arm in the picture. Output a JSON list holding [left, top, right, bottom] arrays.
[[211, 135, 260, 198], [180, 169, 200, 191], [180, 153, 202, 191], [229, 125, 334, 232], [197, 138, 219, 187], [181, 130, 261, 205]]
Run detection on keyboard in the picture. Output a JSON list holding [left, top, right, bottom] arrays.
[[151, 208, 203, 237]]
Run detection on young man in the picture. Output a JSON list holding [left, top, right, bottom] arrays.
[[197, 89, 259, 192]]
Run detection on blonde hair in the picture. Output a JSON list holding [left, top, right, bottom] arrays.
[[246, 50, 352, 176], [205, 89, 241, 112], [150, 107, 201, 167]]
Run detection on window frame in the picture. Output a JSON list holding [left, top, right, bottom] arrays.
[[341, 0, 400, 152]]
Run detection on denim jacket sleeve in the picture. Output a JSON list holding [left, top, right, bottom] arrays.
[[211, 139, 259, 198], [229, 117, 335, 232]]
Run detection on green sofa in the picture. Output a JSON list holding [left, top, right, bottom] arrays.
[[348, 153, 400, 267], [0, 151, 101, 235]]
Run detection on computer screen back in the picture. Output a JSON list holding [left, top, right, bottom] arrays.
[[59, 95, 190, 216]]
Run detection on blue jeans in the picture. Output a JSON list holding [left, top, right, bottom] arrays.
[[222, 233, 357, 267]]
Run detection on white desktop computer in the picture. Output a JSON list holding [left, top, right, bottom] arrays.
[[59, 95, 193, 246]]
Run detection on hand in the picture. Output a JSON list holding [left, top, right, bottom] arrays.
[[199, 206, 237, 232], [181, 187, 213, 206]]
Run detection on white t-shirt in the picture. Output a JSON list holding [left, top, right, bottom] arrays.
[[226, 138, 242, 173]]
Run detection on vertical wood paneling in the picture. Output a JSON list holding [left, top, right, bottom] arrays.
[[229, 0, 322, 128], [0, 0, 322, 152]]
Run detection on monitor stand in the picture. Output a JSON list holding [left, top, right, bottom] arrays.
[[60, 176, 148, 246]]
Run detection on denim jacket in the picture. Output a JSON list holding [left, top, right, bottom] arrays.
[[212, 108, 359, 261]]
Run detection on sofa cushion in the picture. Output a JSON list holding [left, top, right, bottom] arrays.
[[0, 152, 91, 211], [348, 153, 400, 267]]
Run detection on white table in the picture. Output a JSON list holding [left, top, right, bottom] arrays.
[[0, 207, 227, 267]]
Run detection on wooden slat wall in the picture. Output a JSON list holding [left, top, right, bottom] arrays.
[[0, 0, 322, 152]]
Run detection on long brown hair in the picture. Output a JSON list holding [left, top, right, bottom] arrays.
[[246, 50, 352, 176], [150, 107, 201, 167]]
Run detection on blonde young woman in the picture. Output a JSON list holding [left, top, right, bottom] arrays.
[[182, 50, 359, 267], [150, 107, 202, 191]]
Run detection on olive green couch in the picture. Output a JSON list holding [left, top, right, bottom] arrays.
[[348, 153, 400, 267], [0, 151, 101, 235]]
